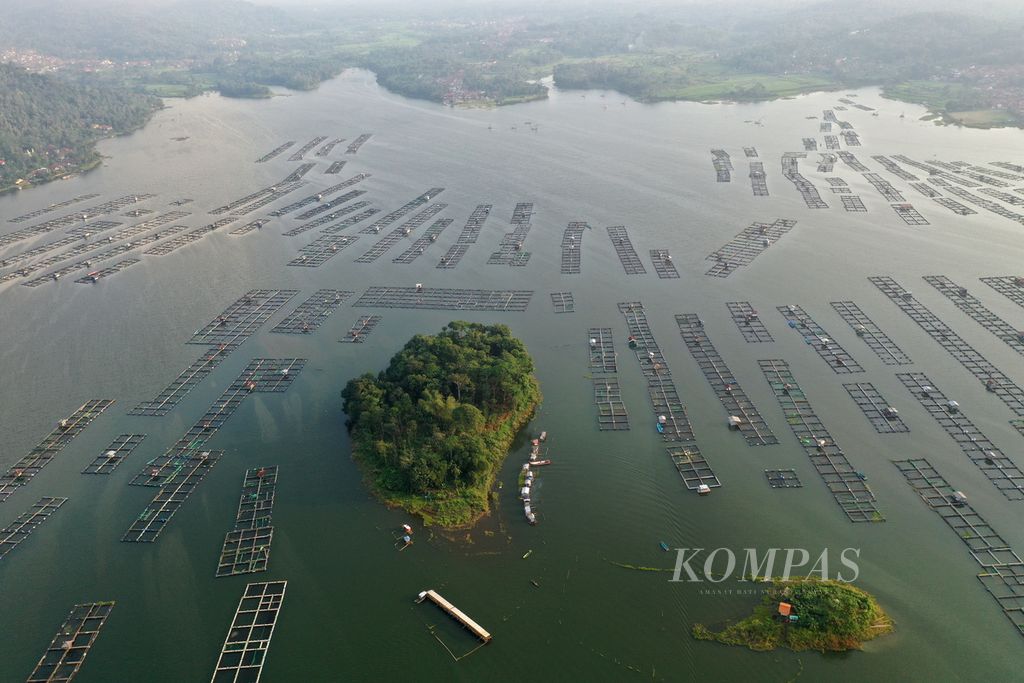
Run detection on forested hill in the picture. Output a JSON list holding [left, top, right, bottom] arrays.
[[0, 64, 160, 190]]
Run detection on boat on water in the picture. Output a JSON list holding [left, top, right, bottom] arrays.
[[531, 459, 552, 466], [659, 541, 670, 552], [656, 422, 664, 434]]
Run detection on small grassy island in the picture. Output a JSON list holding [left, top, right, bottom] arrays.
[[693, 578, 893, 653], [342, 322, 541, 528]]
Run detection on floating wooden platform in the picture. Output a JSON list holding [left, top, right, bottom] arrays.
[[325, 160, 347, 175], [346, 133, 373, 154], [74, 258, 141, 284], [837, 151, 868, 172], [319, 208, 379, 235], [841, 195, 867, 212], [560, 222, 587, 274], [830, 300, 912, 365], [217, 466, 277, 577], [141, 218, 239, 257], [749, 162, 769, 196], [356, 204, 448, 263], [760, 359, 883, 523], [416, 590, 491, 643], [287, 235, 359, 267], [778, 304, 863, 373], [781, 156, 827, 209], [894, 458, 1024, 637], [283, 200, 370, 236], [288, 135, 328, 161], [675, 314, 777, 446], [392, 218, 453, 264], [293, 189, 367, 221], [353, 286, 532, 312], [230, 182, 307, 216], [802, 138, 818, 151], [270, 175, 370, 217], [270, 289, 352, 334], [0, 496, 67, 560], [981, 276, 1024, 310], [726, 302, 774, 342], [891, 203, 929, 226], [844, 382, 908, 434], [339, 315, 382, 343], [588, 327, 617, 373], [743, 147, 758, 158], [27, 602, 114, 683], [315, 138, 346, 157], [82, 434, 146, 474], [9, 194, 100, 223], [667, 445, 721, 491], [212, 581, 287, 682], [606, 226, 646, 275], [0, 400, 113, 502], [189, 290, 299, 346], [228, 218, 270, 236], [925, 275, 1024, 356], [123, 450, 222, 542], [550, 291, 574, 313], [594, 377, 630, 431], [255, 141, 295, 163], [210, 177, 304, 215], [0, 194, 154, 251], [706, 219, 796, 277], [360, 188, 444, 236], [437, 204, 492, 269], [487, 203, 534, 266], [649, 250, 679, 278], [765, 469, 802, 489], [711, 149, 732, 182], [871, 276, 1024, 415], [872, 155, 918, 181]]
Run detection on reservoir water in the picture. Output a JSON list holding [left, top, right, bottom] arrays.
[[1, 69, 1024, 681]]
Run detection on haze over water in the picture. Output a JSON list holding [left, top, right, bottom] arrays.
[[1, 69, 1023, 681]]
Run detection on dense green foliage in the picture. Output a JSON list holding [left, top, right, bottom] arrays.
[[342, 322, 541, 526], [0, 64, 159, 189], [693, 578, 893, 652]]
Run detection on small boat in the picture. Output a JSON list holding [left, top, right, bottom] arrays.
[[530, 580, 541, 588], [656, 422, 664, 434], [531, 459, 552, 466], [523, 549, 533, 559], [659, 541, 670, 552]]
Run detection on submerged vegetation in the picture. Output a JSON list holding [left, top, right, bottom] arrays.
[[693, 578, 893, 653], [342, 322, 541, 528]]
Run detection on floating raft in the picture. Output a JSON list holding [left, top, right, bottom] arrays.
[[353, 286, 532, 312], [339, 315, 382, 343], [288, 235, 359, 267], [765, 469, 802, 489], [749, 162, 768, 196], [830, 300, 912, 365], [594, 377, 630, 431], [932, 196, 976, 215], [8, 193, 100, 223], [894, 458, 1024, 637], [825, 134, 841, 149], [588, 327, 617, 373], [284, 201, 372, 236], [675, 314, 777, 446], [392, 218, 453, 264], [896, 372, 1024, 499], [281, 163, 314, 183], [781, 155, 827, 209], [925, 275, 1024, 356], [837, 151, 868, 172], [980, 276, 1024, 310], [437, 204, 492, 269], [944, 185, 1024, 224], [269, 175, 370, 217], [710, 149, 732, 182], [319, 207, 379, 235], [978, 188, 1024, 206], [232, 182, 308, 216], [760, 359, 883, 523], [841, 195, 867, 212], [293, 188, 366, 221], [606, 226, 646, 275], [346, 133, 373, 154], [561, 222, 587, 274], [667, 445, 721, 491], [802, 138, 818, 151], [872, 155, 918, 181], [74, 258, 141, 284], [649, 250, 679, 278], [130, 360, 305, 486], [288, 135, 328, 161], [844, 382, 908, 434], [26, 602, 114, 683], [726, 302, 774, 342], [217, 466, 277, 577], [142, 218, 239, 257], [841, 131, 861, 146], [705, 219, 796, 278], [270, 289, 352, 334], [356, 204, 448, 263], [315, 138, 346, 157], [488, 202, 534, 266], [871, 276, 1024, 416], [817, 153, 835, 173], [0, 194, 154, 251], [0, 400, 113, 502], [743, 147, 758, 158], [360, 188, 444, 235], [130, 346, 234, 417], [210, 177, 304, 215], [325, 160, 347, 175], [189, 290, 299, 347], [82, 434, 146, 474], [255, 141, 295, 163], [778, 304, 863, 373], [229, 218, 270, 236], [0, 496, 67, 560], [123, 450, 222, 542], [550, 291, 574, 313], [0, 219, 122, 273], [891, 203, 929, 226], [212, 581, 287, 682], [416, 590, 491, 643]]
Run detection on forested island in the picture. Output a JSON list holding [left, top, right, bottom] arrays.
[[342, 322, 541, 528], [693, 578, 894, 652]]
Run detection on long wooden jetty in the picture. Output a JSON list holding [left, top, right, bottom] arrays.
[[416, 590, 492, 643]]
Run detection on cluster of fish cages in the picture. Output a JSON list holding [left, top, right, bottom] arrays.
[[255, 141, 295, 163], [346, 133, 373, 154], [924, 276, 1024, 356], [890, 203, 929, 226], [123, 450, 223, 542], [488, 203, 534, 266], [711, 149, 732, 182], [863, 173, 905, 202], [841, 195, 867, 212], [830, 300, 912, 365], [727, 302, 774, 342], [981, 276, 1024, 310], [284, 201, 372, 236], [315, 138, 346, 157], [356, 204, 447, 263], [820, 121, 832, 132], [561, 222, 587, 274], [288, 135, 328, 161], [0, 496, 67, 560], [26, 601, 115, 682], [765, 469, 802, 489], [649, 249, 679, 278], [760, 359, 883, 522], [130, 346, 234, 417], [353, 286, 533, 312], [292, 189, 367, 223], [325, 160, 348, 175], [391, 218, 453, 264], [211, 581, 287, 683], [550, 291, 574, 313], [588, 327, 618, 373], [189, 290, 299, 346], [781, 155, 827, 209], [593, 376, 630, 431], [229, 218, 270, 236], [437, 204, 492, 269], [943, 185, 1024, 225], [0, 400, 114, 502], [978, 188, 1024, 206], [894, 457, 1024, 636], [82, 434, 147, 474], [217, 466, 278, 577], [8, 193, 100, 223], [0, 194, 154, 250], [817, 154, 836, 173], [824, 135, 840, 151], [872, 155, 918, 181], [778, 304, 863, 373], [269, 174, 370, 217], [871, 276, 1024, 415], [909, 182, 940, 198], [844, 382, 908, 433], [749, 162, 769, 196], [75, 258, 142, 284], [837, 152, 869, 172], [123, 208, 154, 217], [360, 188, 444, 235], [675, 314, 777, 446], [210, 180, 304, 216], [705, 218, 797, 277], [0, 217, 121, 272], [339, 315, 382, 343], [744, 147, 758, 158], [169, 198, 193, 206], [288, 234, 359, 267], [281, 163, 314, 183], [841, 131, 861, 146], [320, 208, 380, 235], [802, 138, 818, 151], [606, 226, 646, 275], [271, 289, 352, 334], [933, 196, 977, 215]]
